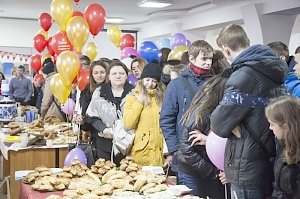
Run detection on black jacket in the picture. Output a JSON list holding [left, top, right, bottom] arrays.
[[272, 143, 300, 199], [177, 112, 218, 178], [211, 45, 288, 186], [79, 87, 93, 131]]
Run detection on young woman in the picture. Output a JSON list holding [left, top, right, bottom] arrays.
[[123, 63, 165, 166], [265, 96, 300, 199], [176, 69, 231, 198], [85, 60, 134, 163], [130, 58, 147, 79], [76, 60, 109, 137]]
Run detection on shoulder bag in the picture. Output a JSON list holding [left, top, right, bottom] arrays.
[[112, 110, 135, 156]]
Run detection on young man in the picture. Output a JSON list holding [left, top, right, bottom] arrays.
[[160, 40, 213, 196], [211, 24, 288, 199], [9, 65, 33, 105], [267, 41, 300, 97]]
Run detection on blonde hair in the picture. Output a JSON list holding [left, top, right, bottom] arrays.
[[134, 80, 166, 107], [265, 96, 300, 165]]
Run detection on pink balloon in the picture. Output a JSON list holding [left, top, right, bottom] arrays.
[[64, 147, 87, 166], [61, 98, 76, 115], [120, 47, 140, 60], [205, 131, 227, 171]]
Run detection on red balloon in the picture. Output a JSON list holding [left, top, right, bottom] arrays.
[[120, 34, 135, 50], [73, 11, 84, 17], [51, 31, 73, 55], [33, 74, 45, 84], [84, 3, 106, 36], [29, 54, 42, 73], [39, 13, 52, 32], [74, 0, 80, 3], [77, 68, 90, 91], [33, 34, 47, 53], [47, 37, 55, 56]]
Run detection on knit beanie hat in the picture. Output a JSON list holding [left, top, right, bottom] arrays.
[[41, 58, 55, 75], [140, 63, 162, 82]]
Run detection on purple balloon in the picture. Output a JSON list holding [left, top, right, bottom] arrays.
[[186, 39, 191, 47], [120, 47, 140, 60], [64, 147, 87, 166], [61, 98, 76, 115], [171, 33, 187, 49], [205, 131, 227, 171], [127, 74, 138, 85]]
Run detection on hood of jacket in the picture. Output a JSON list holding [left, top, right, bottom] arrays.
[[232, 44, 288, 85]]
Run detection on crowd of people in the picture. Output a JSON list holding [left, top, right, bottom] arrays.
[[3, 23, 300, 199]]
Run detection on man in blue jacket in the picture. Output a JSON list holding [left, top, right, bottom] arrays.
[[211, 24, 287, 199], [160, 40, 213, 188]]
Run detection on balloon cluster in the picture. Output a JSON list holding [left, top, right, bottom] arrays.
[[29, 0, 107, 105]]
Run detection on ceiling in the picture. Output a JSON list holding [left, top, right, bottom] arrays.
[[0, 0, 248, 30]]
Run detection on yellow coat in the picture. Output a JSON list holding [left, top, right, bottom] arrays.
[[123, 89, 164, 166]]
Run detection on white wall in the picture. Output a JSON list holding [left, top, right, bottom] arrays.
[[0, 18, 136, 60]]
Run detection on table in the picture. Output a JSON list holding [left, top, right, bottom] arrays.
[[20, 182, 63, 199], [2, 147, 68, 199]]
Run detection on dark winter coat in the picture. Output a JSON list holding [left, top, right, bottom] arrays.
[[211, 44, 288, 186], [160, 67, 210, 172]]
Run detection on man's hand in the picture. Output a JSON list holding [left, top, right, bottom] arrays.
[[188, 130, 207, 146]]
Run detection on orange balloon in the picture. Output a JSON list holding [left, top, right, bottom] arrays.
[[56, 51, 80, 87], [66, 16, 89, 53], [50, 0, 73, 31], [84, 42, 98, 62], [50, 73, 71, 104]]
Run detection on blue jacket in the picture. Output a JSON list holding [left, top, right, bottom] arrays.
[[285, 72, 300, 98], [160, 67, 209, 171]]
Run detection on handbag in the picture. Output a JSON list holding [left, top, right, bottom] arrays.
[[112, 110, 135, 156], [68, 130, 96, 168]]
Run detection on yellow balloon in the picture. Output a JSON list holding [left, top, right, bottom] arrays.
[[41, 53, 53, 64], [168, 45, 188, 61], [50, 0, 73, 31], [84, 42, 98, 62], [56, 51, 80, 87], [50, 73, 71, 104], [107, 25, 122, 47], [66, 16, 89, 53], [37, 29, 49, 40]]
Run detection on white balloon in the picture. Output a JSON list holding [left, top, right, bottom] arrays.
[[121, 57, 133, 70]]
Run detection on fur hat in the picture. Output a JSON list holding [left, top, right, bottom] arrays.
[[41, 58, 55, 75], [140, 63, 162, 82]]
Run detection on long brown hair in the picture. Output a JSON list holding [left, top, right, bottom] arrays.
[[265, 96, 300, 165], [89, 60, 109, 93], [134, 80, 166, 107], [181, 70, 230, 126]]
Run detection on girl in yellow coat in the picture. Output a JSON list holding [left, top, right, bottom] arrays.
[[124, 63, 166, 166]]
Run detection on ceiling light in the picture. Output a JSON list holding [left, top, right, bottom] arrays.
[[138, 0, 172, 8], [106, 17, 124, 23]]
